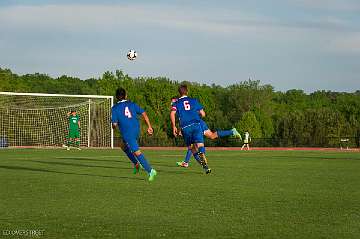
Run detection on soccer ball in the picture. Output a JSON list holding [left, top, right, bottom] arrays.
[[127, 50, 137, 61]]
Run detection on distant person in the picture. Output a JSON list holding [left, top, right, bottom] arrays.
[[64, 110, 81, 150], [111, 88, 157, 182], [241, 131, 251, 150], [0, 136, 8, 148]]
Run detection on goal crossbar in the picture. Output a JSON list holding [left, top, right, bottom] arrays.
[[0, 91, 113, 99]]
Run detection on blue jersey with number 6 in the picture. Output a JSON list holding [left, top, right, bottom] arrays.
[[171, 96, 203, 128], [111, 100, 145, 138]]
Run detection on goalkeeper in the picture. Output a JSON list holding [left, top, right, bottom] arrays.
[[65, 110, 81, 150]]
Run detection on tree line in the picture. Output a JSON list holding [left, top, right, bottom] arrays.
[[1, 67, 360, 147]]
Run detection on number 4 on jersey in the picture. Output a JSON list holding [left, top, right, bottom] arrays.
[[124, 107, 132, 118]]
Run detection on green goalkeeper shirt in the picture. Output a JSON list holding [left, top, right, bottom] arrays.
[[69, 115, 80, 131]]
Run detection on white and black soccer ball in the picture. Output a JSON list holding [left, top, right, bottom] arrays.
[[127, 50, 137, 61]]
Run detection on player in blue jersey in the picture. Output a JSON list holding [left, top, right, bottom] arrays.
[[170, 85, 211, 174], [111, 88, 157, 182], [170, 97, 241, 168], [178, 118, 242, 167]]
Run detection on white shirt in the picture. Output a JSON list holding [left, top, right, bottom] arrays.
[[244, 132, 250, 141]]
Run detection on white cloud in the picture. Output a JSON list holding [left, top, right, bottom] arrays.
[[329, 33, 360, 53], [0, 3, 354, 37], [0, 3, 358, 91], [291, 0, 360, 11]]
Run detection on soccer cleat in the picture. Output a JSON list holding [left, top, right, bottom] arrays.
[[77, 147, 81, 150], [148, 169, 157, 182], [231, 128, 242, 139], [133, 163, 140, 174], [205, 168, 212, 174], [176, 161, 189, 168], [66, 147, 70, 151]]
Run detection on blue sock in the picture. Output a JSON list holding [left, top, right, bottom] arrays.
[[136, 153, 152, 174], [123, 147, 138, 166], [184, 149, 192, 163], [193, 153, 202, 163], [198, 146, 206, 154], [217, 129, 233, 138]]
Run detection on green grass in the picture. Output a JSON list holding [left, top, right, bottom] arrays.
[[0, 149, 359, 239]]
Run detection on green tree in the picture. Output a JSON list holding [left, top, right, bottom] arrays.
[[2, 67, 360, 147], [235, 111, 262, 138]]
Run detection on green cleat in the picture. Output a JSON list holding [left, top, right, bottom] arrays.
[[133, 163, 140, 174], [231, 128, 242, 139], [148, 169, 157, 182]]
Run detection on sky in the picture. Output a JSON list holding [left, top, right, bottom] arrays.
[[0, 0, 359, 92]]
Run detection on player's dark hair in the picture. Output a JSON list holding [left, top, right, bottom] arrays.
[[178, 85, 188, 96], [71, 110, 76, 113], [116, 88, 126, 100]]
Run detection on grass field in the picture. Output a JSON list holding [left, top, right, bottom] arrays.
[[0, 148, 359, 239]]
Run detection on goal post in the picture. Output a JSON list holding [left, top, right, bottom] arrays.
[[0, 92, 114, 148]]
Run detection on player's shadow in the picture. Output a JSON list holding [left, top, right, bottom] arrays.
[[150, 161, 180, 168], [55, 157, 128, 164], [0, 165, 144, 181], [153, 164, 202, 174], [156, 168, 202, 175], [27, 159, 129, 170], [56, 156, 203, 174], [267, 155, 360, 160]]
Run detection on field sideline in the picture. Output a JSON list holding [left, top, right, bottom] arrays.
[[0, 148, 359, 238]]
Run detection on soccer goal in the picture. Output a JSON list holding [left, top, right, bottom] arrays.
[[0, 92, 114, 148]]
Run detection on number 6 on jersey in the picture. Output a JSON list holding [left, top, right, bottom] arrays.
[[183, 101, 191, 110]]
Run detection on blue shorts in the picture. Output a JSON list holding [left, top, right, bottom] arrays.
[[199, 120, 209, 134], [182, 123, 204, 146], [122, 136, 140, 152]]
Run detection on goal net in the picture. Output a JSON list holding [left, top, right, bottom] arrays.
[[0, 92, 113, 148]]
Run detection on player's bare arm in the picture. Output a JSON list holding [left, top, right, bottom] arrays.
[[199, 109, 206, 118], [141, 112, 153, 135], [170, 110, 178, 136]]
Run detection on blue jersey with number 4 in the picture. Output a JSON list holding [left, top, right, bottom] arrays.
[[171, 96, 203, 128], [111, 100, 145, 138]]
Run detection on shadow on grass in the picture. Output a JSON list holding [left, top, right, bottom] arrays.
[[28, 160, 129, 170], [55, 156, 203, 174], [156, 167, 203, 175], [55, 157, 126, 164], [267, 155, 360, 161], [29, 159, 203, 174], [150, 161, 181, 168], [0, 165, 145, 181]]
